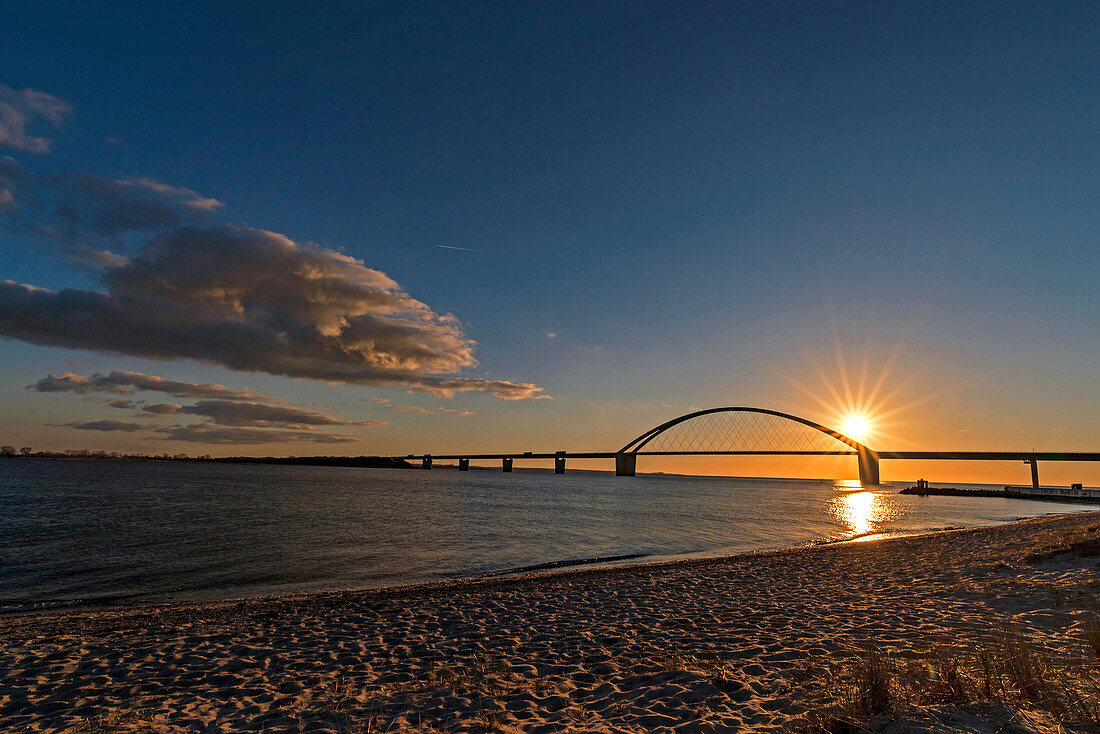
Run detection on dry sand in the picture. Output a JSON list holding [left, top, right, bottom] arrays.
[[1, 512, 1098, 733]]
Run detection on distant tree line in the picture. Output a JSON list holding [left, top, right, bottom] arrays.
[[0, 445, 410, 469], [0, 445, 211, 461]]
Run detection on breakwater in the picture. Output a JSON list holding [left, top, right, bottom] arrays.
[[900, 483, 1100, 504]]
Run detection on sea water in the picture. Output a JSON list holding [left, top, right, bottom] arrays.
[[0, 458, 1090, 613]]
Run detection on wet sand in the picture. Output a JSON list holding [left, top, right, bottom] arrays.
[[2, 512, 1098, 732]]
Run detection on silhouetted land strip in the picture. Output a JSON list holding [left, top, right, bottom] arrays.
[[210, 455, 413, 469], [1, 453, 413, 469], [900, 485, 1004, 498]]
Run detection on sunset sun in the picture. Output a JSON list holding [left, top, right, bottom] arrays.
[[841, 415, 870, 441]]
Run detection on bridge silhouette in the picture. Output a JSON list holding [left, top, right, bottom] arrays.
[[400, 406, 1100, 486]]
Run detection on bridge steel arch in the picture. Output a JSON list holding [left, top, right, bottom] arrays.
[[615, 406, 880, 484]]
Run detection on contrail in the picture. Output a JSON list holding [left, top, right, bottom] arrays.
[[437, 245, 486, 253]]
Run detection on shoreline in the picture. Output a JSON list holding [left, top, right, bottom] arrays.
[[0, 510, 1088, 628], [1, 512, 1071, 623], [3, 511, 1099, 732]]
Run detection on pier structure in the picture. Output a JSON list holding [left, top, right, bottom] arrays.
[[402, 406, 1100, 485], [1024, 458, 1040, 491]]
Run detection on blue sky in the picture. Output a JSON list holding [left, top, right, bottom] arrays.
[[1, 1, 1097, 480]]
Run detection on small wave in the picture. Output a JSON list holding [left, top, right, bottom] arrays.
[[812, 531, 882, 546], [483, 553, 650, 577], [0, 596, 118, 616], [812, 524, 973, 548]]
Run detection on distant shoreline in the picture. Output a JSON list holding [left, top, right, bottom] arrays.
[[1, 453, 415, 469]]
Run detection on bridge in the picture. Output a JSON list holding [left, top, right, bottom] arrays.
[[399, 406, 1100, 487]]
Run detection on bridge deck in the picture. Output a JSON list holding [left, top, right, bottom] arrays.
[[401, 451, 1100, 461]]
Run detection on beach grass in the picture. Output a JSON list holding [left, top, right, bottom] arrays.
[[1084, 614, 1100, 660], [1022, 522, 1100, 563], [798, 629, 1100, 732]]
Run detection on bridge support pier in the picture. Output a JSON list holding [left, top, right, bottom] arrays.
[[502, 457, 513, 472], [857, 447, 880, 486], [1025, 459, 1039, 490], [615, 452, 636, 477], [459, 458, 470, 471], [554, 451, 566, 474], [422, 455, 432, 470]]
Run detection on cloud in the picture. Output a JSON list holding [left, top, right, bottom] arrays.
[[2, 82, 541, 401], [0, 156, 32, 217], [408, 378, 546, 400], [50, 173, 223, 237], [57, 420, 148, 432], [3, 225, 546, 398], [0, 157, 222, 267], [30, 371, 279, 402], [126, 179, 223, 213], [0, 84, 72, 154], [140, 403, 183, 415], [152, 425, 358, 444], [34, 368, 386, 445], [372, 397, 472, 415], [178, 400, 387, 429]]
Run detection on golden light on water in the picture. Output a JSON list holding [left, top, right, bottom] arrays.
[[833, 489, 875, 536], [830, 484, 900, 540]]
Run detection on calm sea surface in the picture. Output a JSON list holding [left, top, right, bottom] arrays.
[[0, 458, 1092, 614]]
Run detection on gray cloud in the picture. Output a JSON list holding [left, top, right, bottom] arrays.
[[153, 425, 358, 444], [50, 173, 223, 239], [0, 84, 72, 154], [178, 400, 387, 429], [3, 84, 541, 401], [30, 371, 279, 402], [372, 397, 472, 415], [0, 156, 32, 217], [3, 225, 545, 398], [58, 420, 148, 432], [140, 403, 183, 415], [1, 157, 224, 267], [125, 179, 222, 213], [35, 370, 385, 445]]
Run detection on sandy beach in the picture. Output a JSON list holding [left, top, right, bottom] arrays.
[[2, 512, 1098, 733]]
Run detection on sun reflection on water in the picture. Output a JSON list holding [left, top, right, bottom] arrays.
[[829, 483, 894, 539]]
